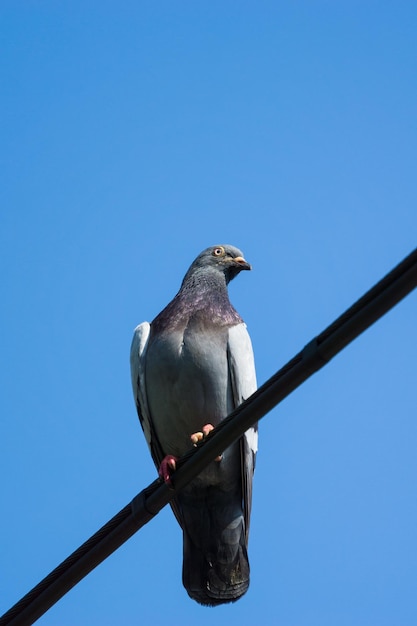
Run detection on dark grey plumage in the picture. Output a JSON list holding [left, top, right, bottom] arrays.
[[130, 245, 257, 605]]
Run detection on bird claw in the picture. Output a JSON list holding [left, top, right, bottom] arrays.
[[159, 455, 178, 484], [190, 424, 222, 462]]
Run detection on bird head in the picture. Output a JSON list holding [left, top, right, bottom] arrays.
[[184, 245, 251, 286]]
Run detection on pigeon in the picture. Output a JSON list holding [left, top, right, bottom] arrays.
[[130, 244, 257, 606]]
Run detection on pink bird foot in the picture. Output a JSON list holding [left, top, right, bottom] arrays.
[[190, 424, 222, 461], [159, 455, 178, 484]]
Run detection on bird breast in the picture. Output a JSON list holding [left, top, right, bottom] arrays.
[[145, 323, 233, 460]]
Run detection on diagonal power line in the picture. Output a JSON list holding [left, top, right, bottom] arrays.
[[2, 247, 417, 626]]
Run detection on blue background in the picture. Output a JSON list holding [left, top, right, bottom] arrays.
[[1, 3, 417, 625]]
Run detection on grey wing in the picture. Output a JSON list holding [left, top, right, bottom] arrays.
[[227, 323, 258, 543], [130, 322, 184, 528], [130, 322, 165, 469]]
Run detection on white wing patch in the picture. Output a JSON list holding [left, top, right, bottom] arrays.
[[227, 322, 258, 541], [227, 323, 258, 453], [244, 425, 258, 455], [130, 322, 152, 450]]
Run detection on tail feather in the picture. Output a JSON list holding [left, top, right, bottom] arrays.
[[180, 487, 250, 606]]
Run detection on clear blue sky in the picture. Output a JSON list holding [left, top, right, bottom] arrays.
[[1, 3, 417, 625]]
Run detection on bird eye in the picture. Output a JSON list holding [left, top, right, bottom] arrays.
[[213, 247, 224, 257]]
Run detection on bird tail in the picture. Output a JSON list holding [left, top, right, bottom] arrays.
[[180, 491, 250, 606]]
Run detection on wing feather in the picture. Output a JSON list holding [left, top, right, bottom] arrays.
[[130, 322, 164, 468], [227, 323, 257, 543], [130, 323, 183, 526]]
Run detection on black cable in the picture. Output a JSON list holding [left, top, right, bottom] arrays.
[[2, 247, 417, 626]]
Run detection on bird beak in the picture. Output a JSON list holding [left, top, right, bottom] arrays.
[[233, 256, 252, 271]]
